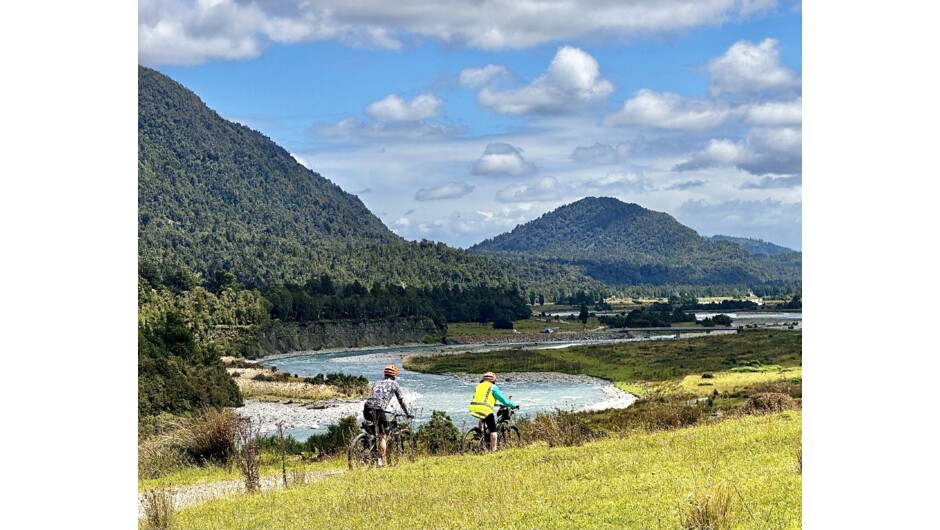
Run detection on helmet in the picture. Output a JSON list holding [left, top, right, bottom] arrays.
[[482, 372, 496, 383], [384, 365, 400, 378]]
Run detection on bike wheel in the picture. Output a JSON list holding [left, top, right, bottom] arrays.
[[462, 427, 486, 454], [348, 433, 375, 470], [497, 425, 522, 450]]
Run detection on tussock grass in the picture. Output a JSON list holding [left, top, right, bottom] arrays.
[[175, 412, 802, 529], [680, 479, 736, 530], [141, 488, 176, 530], [742, 392, 798, 415]]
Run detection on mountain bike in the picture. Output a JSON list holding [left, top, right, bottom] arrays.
[[462, 402, 522, 453], [347, 410, 416, 470]]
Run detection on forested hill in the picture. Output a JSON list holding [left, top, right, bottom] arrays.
[[469, 197, 796, 287], [138, 66, 599, 291]]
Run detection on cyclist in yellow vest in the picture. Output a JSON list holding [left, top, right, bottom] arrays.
[[469, 372, 518, 451]]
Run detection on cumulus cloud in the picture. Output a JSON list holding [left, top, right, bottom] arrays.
[[472, 143, 537, 176], [605, 90, 730, 130], [582, 172, 652, 194], [496, 176, 567, 202], [140, 0, 779, 66], [675, 127, 802, 175], [475, 46, 614, 116], [415, 182, 475, 201], [366, 94, 443, 121], [571, 143, 630, 164], [740, 175, 801, 189], [743, 98, 802, 125], [709, 38, 801, 95], [459, 65, 512, 88]]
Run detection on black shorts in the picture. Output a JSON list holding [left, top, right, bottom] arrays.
[[363, 406, 389, 435], [480, 413, 497, 433]]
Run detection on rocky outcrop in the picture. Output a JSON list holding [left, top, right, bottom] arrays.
[[248, 317, 444, 358]]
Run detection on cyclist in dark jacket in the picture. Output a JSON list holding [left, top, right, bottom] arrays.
[[363, 365, 412, 467]]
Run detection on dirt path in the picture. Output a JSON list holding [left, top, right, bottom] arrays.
[[138, 469, 344, 519]]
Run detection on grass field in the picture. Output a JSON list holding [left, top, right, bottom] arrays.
[[169, 411, 802, 529], [445, 316, 603, 337], [406, 329, 802, 385]]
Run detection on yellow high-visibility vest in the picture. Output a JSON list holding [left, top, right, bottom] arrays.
[[469, 381, 495, 419]]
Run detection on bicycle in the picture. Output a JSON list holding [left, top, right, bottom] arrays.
[[462, 402, 522, 453], [348, 410, 416, 470]]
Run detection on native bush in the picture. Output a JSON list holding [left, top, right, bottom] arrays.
[[415, 410, 461, 454]]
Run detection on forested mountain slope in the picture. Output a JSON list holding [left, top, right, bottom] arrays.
[[138, 66, 597, 291]]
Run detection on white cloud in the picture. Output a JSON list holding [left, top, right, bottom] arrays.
[[140, 0, 780, 66], [314, 116, 464, 140], [366, 93, 443, 121], [582, 171, 652, 194], [495, 176, 567, 202], [475, 46, 614, 116], [676, 126, 802, 175], [709, 38, 801, 94], [415, 182, 475, 201], [743, 98, 802, 125], [571, 143, 630, 164], [472, 143, 537, 176], [459, 65, 512, 88], [605, 89, 730, 130]]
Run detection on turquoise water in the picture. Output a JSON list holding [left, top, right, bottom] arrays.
[[262, 344, 609, 440]]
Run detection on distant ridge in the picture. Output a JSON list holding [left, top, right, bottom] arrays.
[[470, 197, 800, 286], [708, 235, 796, 256]]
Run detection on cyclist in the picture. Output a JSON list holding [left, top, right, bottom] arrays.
[[468, 371, 518, 451], [363, 365, 413, 467]]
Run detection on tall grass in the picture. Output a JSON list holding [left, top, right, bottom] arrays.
[[236, 418, 261, 493], [142, 488, 177, 530], [139, 407, 242, 479], [679, 480, 735, 530]]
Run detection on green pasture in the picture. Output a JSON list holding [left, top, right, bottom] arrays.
[[407, 329, 802, 386]]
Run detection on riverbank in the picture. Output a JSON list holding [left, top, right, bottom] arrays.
[[236, 370, 637, 435]]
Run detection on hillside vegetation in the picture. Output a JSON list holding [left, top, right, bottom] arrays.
[[170, 412, 802, 529], [471, 197, 801, 289], [138, 66, 599, 294]]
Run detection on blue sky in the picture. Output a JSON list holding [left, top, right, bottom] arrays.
[[140, 0, 802, 250]]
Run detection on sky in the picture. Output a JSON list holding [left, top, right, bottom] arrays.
[[140, 0, 803, 251]]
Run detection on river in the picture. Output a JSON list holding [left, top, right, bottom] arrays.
[[242, 313, 801, 440], [251, 342, 621, 440]]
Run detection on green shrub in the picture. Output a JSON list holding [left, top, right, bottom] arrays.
[[303, 415, 360, 455], [701, 372, 714, 379], [415, 410, 462, 454]]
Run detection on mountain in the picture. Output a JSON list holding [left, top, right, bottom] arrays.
[[138, 66, 599, 292], [707, 235, 795, 256], [470, 197, 799, 287]]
